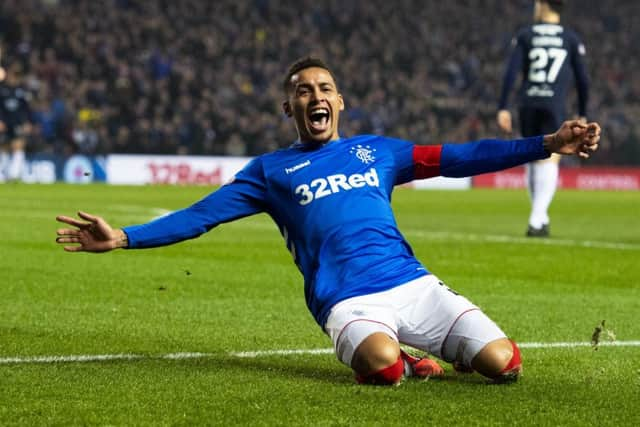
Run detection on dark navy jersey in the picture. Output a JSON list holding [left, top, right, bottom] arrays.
[[0, 83, 32, 138], [123, 134, 548, 327], [499, 23, 589, 118]]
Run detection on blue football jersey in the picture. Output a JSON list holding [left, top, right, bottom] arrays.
[[123, 134, 548, 327]]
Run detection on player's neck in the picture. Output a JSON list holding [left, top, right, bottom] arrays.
[[293, 136, 341, 150], [297, 135, 341, 146], [538, 12, 560, 24]]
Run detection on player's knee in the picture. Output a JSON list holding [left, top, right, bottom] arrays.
[[352, 333, 402, 385], [472, 338, 522, 383], [355, 356, 404, 385], [494, 339, 522, 383], [352, 333, 400, 372]]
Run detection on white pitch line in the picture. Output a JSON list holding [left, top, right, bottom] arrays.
[[1, 341, 639, 365], [0, 352, 213, 365], [214, 221, 640, 251], [405, 230, 640, 251], [129, 205, 639, 251], [231, 348, 334, 358], [230, 340, 640, 358], [518, 340, 640, 349]]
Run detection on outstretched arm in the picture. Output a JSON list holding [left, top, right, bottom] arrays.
[[56, 211, 128, 252], [55, 158, 268, 253], [412, 120, 601, 179]]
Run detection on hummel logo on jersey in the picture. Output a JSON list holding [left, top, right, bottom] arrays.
[[294, 168, 379, 206], [350, 145, 376, 164], [285, 159, 312, 174]]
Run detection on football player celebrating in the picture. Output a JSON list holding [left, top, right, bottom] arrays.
[[56, 57, 600, 385], [497, 0, 590, 237]]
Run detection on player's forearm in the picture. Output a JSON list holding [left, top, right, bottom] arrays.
[[121, 179, 265, 249], [576, 79, 589, 118], [497, 79, 514, 110], [439, 136, 549, 178], [122, 207, 211, 249], [121, 202, 216, 249], [498, 49, 522, 110], [573, 55, 589, 117]]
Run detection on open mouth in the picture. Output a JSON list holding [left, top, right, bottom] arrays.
[[308, 107, 330, 133]]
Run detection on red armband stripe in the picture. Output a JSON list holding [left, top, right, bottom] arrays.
[[413, 145, 442, 179]]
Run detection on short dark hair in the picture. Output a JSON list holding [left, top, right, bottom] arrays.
[[543, 0, 564, 13], [282, 57, 337, 95]]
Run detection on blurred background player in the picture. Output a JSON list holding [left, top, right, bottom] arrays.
[[0, 62, 33, 182], [497, 0, 589, 237]]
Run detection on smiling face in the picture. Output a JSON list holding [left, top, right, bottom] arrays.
[[283, 66, 344, 144]]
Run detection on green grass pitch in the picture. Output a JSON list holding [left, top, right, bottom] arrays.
[[1, 183, 639, 426]]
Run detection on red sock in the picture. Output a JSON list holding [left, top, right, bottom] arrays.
[[500, 340, 522, 374], [356, 357, 404, 385]]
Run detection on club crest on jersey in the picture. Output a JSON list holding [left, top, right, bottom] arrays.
[[349, 145, 376, 164]]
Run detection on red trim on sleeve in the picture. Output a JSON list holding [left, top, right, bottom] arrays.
[[413, 145, 442, 179]]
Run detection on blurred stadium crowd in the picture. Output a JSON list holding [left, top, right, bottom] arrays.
[[0, 0, 638, 164]]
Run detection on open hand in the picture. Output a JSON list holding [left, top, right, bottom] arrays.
[[56, 211, 126, 252]]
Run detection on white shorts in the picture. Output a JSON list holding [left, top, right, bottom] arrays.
[[324, 274, 507, 367]]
